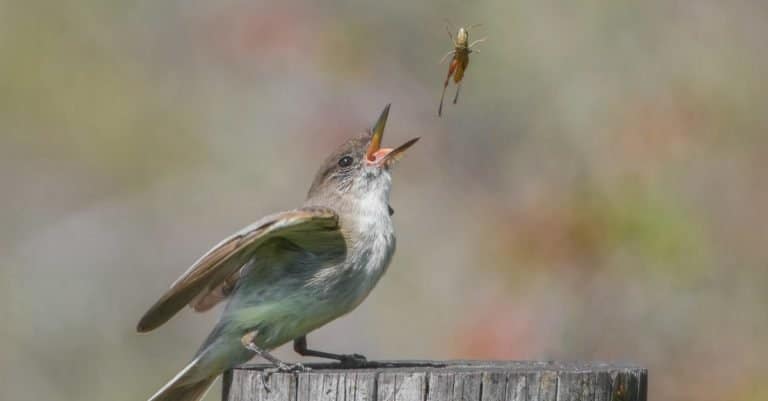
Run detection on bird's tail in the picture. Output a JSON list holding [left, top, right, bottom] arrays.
[[147, 355, 217, 401]]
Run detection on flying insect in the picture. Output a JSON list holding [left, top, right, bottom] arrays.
[[438, 22, 486, 117]]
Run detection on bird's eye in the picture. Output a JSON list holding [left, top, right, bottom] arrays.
[[338, 156, 353, 167]]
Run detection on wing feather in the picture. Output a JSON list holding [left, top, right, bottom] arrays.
[[136, 206, 338, 332], [190, 270, 239, 312]]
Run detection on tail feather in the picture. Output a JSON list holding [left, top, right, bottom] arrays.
[[148, 356, 216, 401], [148, 378, 215, 401], [147, 327, 251, 401]]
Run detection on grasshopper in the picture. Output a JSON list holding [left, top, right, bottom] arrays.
[[438, 22, 486, 116]]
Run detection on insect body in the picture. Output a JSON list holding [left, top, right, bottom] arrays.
[[438, 23, 486, 116]]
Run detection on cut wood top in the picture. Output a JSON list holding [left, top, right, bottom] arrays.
[[235, 359, 643, 373], [224, 360, 647, 401]]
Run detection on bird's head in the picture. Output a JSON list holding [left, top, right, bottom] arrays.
[[306, 104, 419, 206]]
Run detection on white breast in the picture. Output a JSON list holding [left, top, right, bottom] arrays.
[[355, 173, 396, 271], [303, 169, 397, 312]]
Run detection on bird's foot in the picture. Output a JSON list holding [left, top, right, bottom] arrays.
[[265, 362, 311, 374], [338, 353, 367, 367], [242, 331, 312, 392], [260, 363, 311, 393]]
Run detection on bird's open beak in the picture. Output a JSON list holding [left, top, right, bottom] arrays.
[[366, 104, 420, 167]]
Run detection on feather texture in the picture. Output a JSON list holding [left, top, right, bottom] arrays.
[[137, 207, 338, 332]]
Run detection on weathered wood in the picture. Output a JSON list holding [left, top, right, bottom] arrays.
[[224, 361, 647, 401]]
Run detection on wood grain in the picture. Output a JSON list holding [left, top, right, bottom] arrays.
[[224, 361, 647, 401]]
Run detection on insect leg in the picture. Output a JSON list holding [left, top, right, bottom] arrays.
[[439, 49, 456, 64], [469, 37, 487, 49], [453, 82, 462, 105], [438, 82, 449, 117], [439, 59, 458, 116]]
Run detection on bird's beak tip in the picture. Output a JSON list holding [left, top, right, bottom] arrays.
[[367, 104, 391, 161], [366, 105, 418, 166]]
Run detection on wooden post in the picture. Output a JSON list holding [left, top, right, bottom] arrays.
[[223, 360, 647, 401]]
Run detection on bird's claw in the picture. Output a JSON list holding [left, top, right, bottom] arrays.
[[269, 362, 311, 373], [261, 363, 311, 393], [339, 354, 367, 367]]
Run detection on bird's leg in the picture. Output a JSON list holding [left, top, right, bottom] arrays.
[[242, 332, 310, 392], [242, 331, 309, 372], [293, 335, 367, 367]]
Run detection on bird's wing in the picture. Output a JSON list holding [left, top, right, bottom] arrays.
[[188, 269, 239, 313], [136, 206, 339, 333]]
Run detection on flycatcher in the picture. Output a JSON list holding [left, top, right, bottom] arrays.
[[137, 105, 418, 401]]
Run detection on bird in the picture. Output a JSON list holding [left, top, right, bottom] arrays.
[[136, 104, 419, 401]]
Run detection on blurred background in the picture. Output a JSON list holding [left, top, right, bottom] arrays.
[[2, 0, 767, 400]]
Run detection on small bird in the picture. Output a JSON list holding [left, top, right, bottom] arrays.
[[137, 105, 418, 401]]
